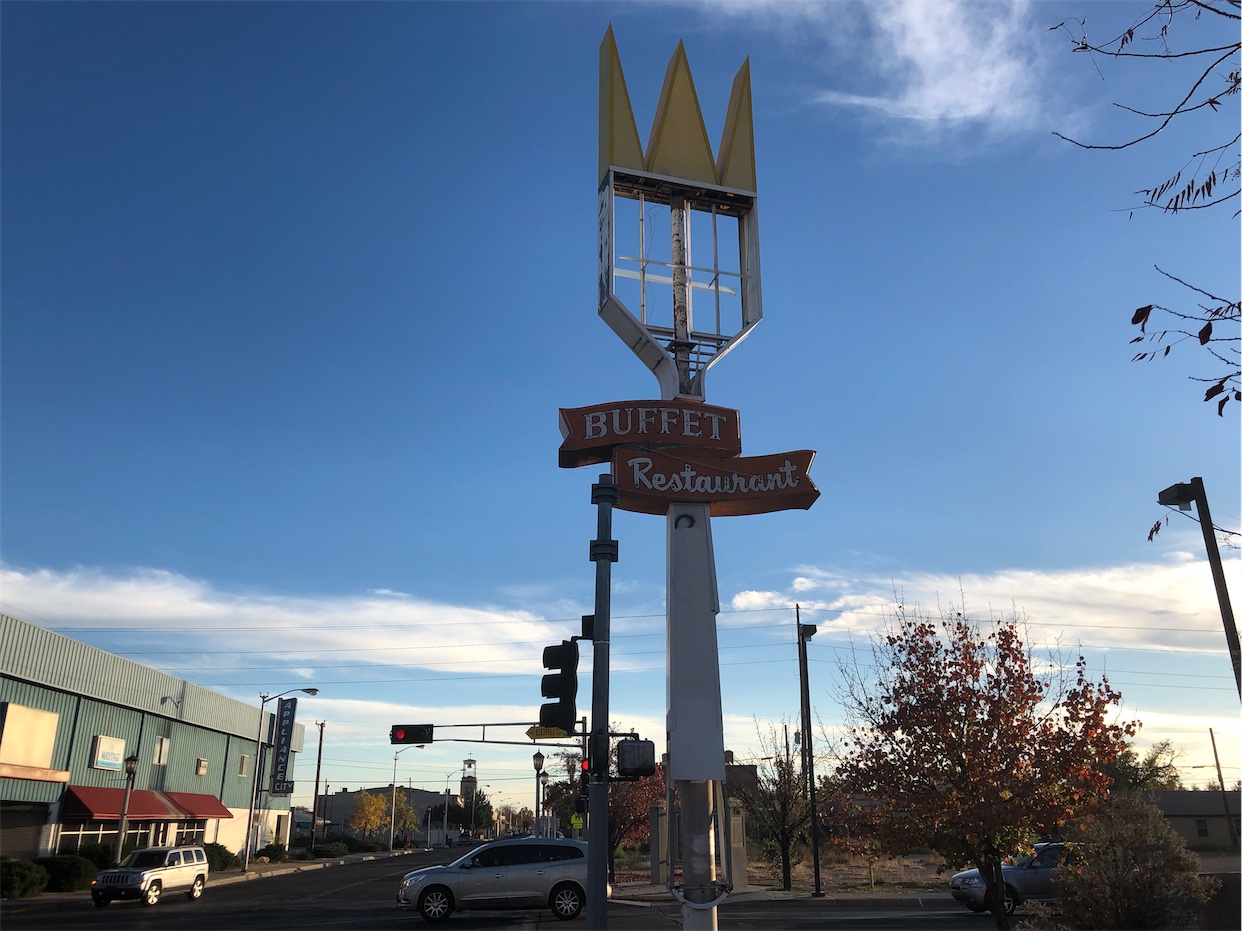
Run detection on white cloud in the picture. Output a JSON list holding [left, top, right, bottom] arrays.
[[704, 0, 1045, 139], [0, 564, 562, 678]]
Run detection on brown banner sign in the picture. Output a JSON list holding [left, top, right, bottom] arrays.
[[611, 447, 819, 516], [558, 400, 741, 469]]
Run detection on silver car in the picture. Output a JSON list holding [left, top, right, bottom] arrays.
[[949, 842, 1065, 915], [397, 837, 594, 922], [90, 845, 209, 907]]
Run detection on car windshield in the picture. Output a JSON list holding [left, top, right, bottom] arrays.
[[121, 850, 167, 869]]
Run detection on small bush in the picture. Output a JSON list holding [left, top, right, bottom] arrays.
[[257, 841, 287, 863], [32, 855, 96, 892], [1, 859, 49, 899], [203, 842, 238, 872], [356, 840, 385, 852], [74, 843, 115, 870], [315, 842, 349, 858], [289, 848, 313, 860], [1057, 793, 1220, 930]]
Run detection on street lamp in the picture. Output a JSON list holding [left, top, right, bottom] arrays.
[[114, 754, 140, 865], [532, 752, 545, 838], [1158, 477, 1240, 697], [796, 607, 823, 898], [241, 687, 319, 871], [539, 770, 550, 838], [390, 743, 422, 854]]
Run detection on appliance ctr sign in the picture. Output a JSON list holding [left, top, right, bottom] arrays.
[[559, 398, 818, 515]]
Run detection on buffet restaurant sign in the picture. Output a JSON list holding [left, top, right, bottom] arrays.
[[558, 400, 818, 516]]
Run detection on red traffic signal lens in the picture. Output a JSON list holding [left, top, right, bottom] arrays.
[[394, 728, 405, 741]]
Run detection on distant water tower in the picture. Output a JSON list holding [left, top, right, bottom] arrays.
[[460, 758, 477, 799]]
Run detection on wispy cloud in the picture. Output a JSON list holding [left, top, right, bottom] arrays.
[[704, 0, 1045, 141]]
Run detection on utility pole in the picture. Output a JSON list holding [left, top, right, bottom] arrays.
[[796, 606, 822, 897], [309, 721, 325, 855], [1209, 728, 1238, 849], [586, 474, 617, 930]]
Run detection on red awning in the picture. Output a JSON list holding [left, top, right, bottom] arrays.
[[163, 792, 233, 819], [64, 786, 184, 821]]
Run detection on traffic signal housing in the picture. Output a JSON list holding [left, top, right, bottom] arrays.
[[539, 640, 578, 735], [390, 724, 434, 745]]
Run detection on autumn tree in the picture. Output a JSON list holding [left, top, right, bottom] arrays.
[[1052, 1, 1240, 413], [347, 789, 388, 838], [540, 736, 667, 881], [729, 723, 810, 891], [392, 792, 419, 839], [607, 764, 666, 883], [832, 603, 1134, 930]]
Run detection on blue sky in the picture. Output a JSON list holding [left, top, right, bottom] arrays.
[[3, 1, 1238, 811]]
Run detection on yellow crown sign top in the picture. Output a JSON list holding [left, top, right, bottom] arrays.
[[598, 27, 756, 194]]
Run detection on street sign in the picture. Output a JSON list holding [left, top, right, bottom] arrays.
[[526, 725, 568, 740], [570, 813, 584, 829]]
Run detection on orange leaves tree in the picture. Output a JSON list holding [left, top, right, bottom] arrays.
[[832, 604, 1135, 930]]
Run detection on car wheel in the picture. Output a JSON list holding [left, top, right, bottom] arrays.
[[187, 876, 205, 901], [92, 894, 111, 908], [142, 881, 162, 907], [549, 882, 584, 921], [1003, 885, 1017, 916], [418, 886, 454, 922]]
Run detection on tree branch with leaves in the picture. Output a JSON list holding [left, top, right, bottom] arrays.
[[1053, 0, 1240, 413]]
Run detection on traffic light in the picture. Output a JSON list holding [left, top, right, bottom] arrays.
[[390, 724, 434, 745], [538, 640, 578, 735]]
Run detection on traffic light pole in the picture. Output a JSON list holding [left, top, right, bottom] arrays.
[[586, 474, 618, 930]]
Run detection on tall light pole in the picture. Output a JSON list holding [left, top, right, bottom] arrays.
[[1158, 477, 1240, 697], [114, 754, 140, 866], [309, 721, 326, 856], [389, 744, 420, 854], [241, 687, 319, 872], [532, 752, 545, 838], [796, 606, 823, 897]]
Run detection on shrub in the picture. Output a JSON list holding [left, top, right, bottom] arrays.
[[289, 848, 313, 860], [256, 841, 287, 863], [316, 842, 349, 858], [203, 842, 239, 872], [1, 859, 49, 899], [32, 855, 96, 892], [1056, 792, 1221, 930], [74, 843, 115, 870]]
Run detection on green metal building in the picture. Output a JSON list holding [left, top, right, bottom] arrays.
[[0, 613, 304, 858]]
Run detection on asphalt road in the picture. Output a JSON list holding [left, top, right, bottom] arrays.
[[1, 856, 989, 931]]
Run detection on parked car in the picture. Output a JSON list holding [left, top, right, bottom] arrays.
[[397, 837, 603, 922], [90, 845, 209, 908], [949, 843, 1065, 916]]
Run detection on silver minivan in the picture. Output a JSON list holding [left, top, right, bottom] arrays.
[[91, 845, 209, 907], [397, 837, 596, 921]]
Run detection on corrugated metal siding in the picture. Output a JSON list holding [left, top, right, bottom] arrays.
[[0, 614, 304, 747], [0, 677, 80, 770]]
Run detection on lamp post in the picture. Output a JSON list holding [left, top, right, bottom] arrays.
[[796, 606, 823, 897], [389, 744, 421, 854], [532, 752, 545, 838], [241, 687, 319, 872], [539, 771, 550, 838], [1158, 477, 1240, 697], [114, 754, 140, 866]]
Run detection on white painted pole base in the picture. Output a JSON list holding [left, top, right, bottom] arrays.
[[666, 503, 726, 929]]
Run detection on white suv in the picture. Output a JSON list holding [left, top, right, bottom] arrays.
[[91, 845, 209, 907]]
